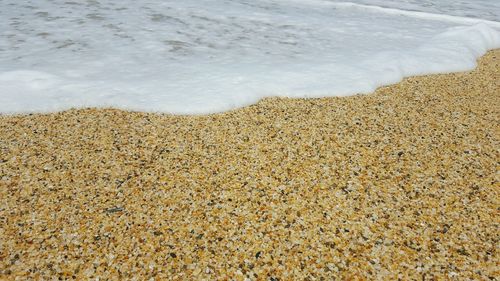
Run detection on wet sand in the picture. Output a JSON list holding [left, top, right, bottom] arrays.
[[1, 50, 499, 279]]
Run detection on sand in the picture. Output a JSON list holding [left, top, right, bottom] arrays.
[[1, 50, 499, 280]]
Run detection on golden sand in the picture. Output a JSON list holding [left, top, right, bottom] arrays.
[[1, 50, 499, 280]]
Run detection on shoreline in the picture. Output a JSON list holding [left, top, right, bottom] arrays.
[[1, 50, 499, 279], [1, 49, 499, 118]]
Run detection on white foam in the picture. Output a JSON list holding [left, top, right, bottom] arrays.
[[0, 0, 499, 114]]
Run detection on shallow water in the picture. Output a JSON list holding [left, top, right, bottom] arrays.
[[0, 0, 499, 114], [331, 0, 500, 21]]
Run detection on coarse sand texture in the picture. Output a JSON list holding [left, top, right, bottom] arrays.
[[1, 50, 499, 279]]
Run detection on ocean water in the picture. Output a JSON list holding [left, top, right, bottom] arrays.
[[0, 0, 499, 114]]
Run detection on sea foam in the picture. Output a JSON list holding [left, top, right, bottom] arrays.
[[0, 0, 499, 114]]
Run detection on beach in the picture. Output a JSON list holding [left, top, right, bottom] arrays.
[[0, 49, 499, 279]]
